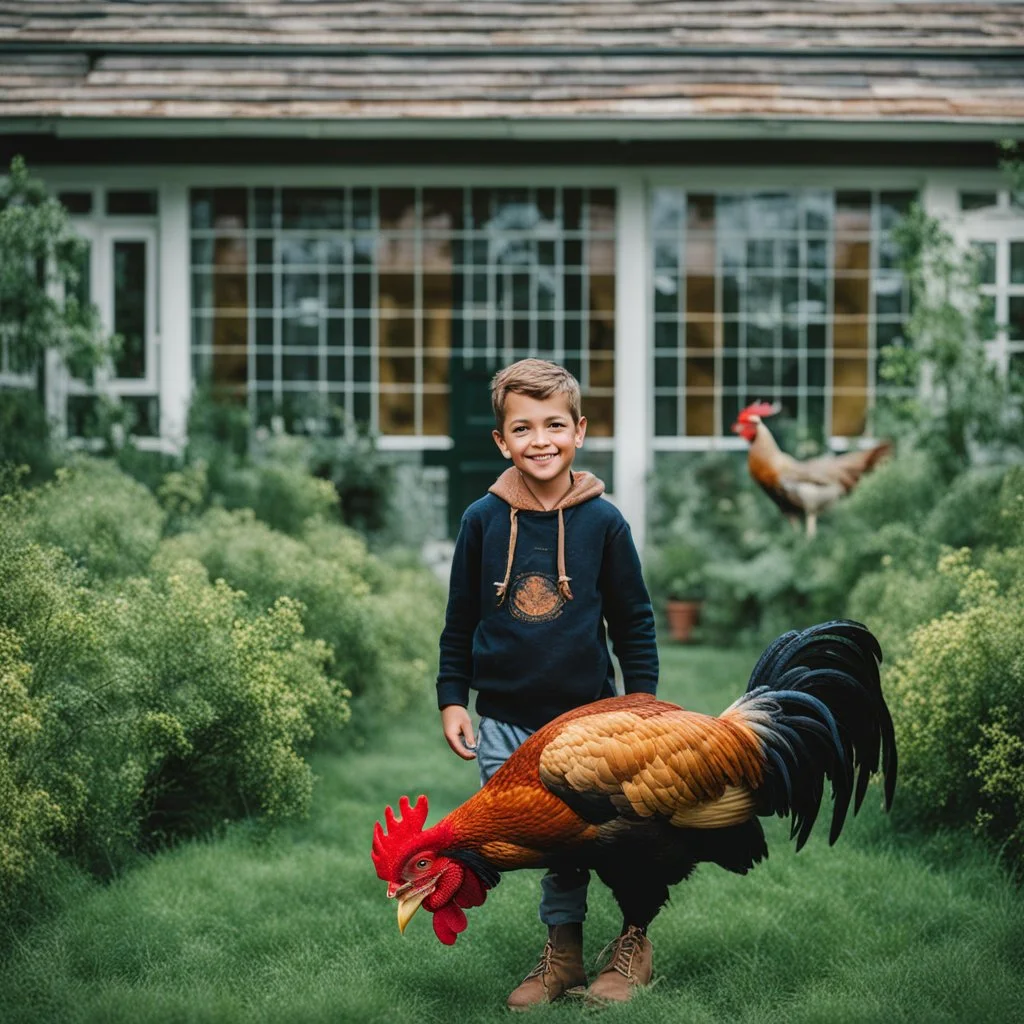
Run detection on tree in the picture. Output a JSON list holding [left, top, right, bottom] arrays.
[[0, 156, 112, 471]]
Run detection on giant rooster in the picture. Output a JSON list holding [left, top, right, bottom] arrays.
[[732, 402, 891, 536], [372, 621, 896, 997]]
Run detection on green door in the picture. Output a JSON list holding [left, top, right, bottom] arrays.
[[441, 350, 507, 537]]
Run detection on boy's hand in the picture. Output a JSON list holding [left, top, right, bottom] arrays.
[[441, 704, 477, 760]]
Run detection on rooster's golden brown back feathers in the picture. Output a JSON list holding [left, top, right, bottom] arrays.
[[538, 697, 765, 829]]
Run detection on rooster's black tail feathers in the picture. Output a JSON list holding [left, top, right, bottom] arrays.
[[730, 619, 897, 850]]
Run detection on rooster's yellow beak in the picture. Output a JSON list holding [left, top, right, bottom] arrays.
[[390, 879, 437, 934]]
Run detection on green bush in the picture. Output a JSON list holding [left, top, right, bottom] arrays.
[[0, 388, 57, 482], [885, 547, 1024, 864], [307, 429, 395, 536], [649, 451, 1019, 648], [645, 542, 709, 605], [156, 508, 446, 722], [91, 563, 346, 849], [0, 478, 347, 907], [156, 508, 382, 706], [0, 626, 63, 912], [359, 549, 446, 726], [17, 458, 165, 580], [216, 456, 339, 537]]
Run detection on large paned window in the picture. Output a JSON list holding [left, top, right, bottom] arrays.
[[958, 189, 1024, 388], [651, 189, 914, 440], [60, 188, 161, 439], [189, 187, 616, 437]]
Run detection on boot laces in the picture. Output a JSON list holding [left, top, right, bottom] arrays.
[[597, 926, 644, 978], [524, 941, 554, 980]]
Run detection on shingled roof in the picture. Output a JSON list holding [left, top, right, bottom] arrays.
[[1, 1, 1023, 134]]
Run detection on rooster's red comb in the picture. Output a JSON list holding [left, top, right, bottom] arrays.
[[736, 400, 782, 422], [371, 795, 429, 880]]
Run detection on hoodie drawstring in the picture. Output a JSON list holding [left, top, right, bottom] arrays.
[[493, 508, 518, 606], [494, 506, 573, 606], [557, 508, 573, 601]]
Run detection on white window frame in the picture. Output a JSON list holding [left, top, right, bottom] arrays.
[[950, 189, 1024, 379], [97, 224, 159, 394], [643, 168, 934, 453], [40, 183, 163, 445]]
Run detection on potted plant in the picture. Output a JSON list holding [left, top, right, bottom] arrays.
[[647, 542, 708, 643]]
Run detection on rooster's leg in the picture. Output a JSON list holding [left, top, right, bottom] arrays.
[[594, 863, 670, 935], [805, 512, 818, 538]]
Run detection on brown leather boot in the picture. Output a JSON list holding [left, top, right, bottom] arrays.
[[506, 923, 587, 1011], [586, 925, 653, 1004]]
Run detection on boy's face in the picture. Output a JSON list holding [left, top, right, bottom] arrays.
[[492, 391, 587, 498]]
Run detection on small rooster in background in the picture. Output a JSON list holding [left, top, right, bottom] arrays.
[[373, 621, 896, 1004], [732, 401, 891, 537]]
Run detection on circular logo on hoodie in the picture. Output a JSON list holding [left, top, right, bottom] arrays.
[[508, 572, 565, 623]]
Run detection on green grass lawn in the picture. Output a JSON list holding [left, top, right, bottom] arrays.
[[2, 645, 1023, 1023]]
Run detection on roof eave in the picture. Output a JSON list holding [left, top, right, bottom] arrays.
[[6, 115, 1024, 143]]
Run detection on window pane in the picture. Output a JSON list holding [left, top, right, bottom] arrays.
[[67, 395, 102, 437], [67, 240, 91, 312], [835, 192, 871, 233], [652, 189, 684, 233], [686, 395, 715, 436], [192, 189, 247, 230], [122, 396, 159, 437], [655, 355, 678, 388], [878, 192, 914, 230], [959, 191, 998, 212], [107, 190, 158, 216], [423, 188, 463, 232], [283, 189, 346, 230], [60, 191, 93, 215], [654, 395, 678, 436], [686, 275, 715, 315], [380, 390, 415, 433], [1010, 297, 1024, 342], [113, 241, 146, 379], [834, 277, 869, 316], [423, 391, 450, 435], [1010, 242, 1024, 285]]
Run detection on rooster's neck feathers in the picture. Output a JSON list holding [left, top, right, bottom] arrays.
[[747, 420, 788, 486]]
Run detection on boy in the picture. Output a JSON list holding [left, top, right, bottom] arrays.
[[436, 358, 659, 1008]]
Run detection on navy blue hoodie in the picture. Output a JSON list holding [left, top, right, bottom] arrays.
[[436, 467, 658, 731]]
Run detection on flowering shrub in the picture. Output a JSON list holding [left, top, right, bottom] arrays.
[[0, 627, 63, 910], [215, 457, 339, 537], [156, 508, 381, 702], [90, 565, 346, 847], [20, 457, 165, 580], [0, 451, 444, 914], [0, 468, 350, 910], [885, 547, 1024, 863], [156, 507, 444, 720]]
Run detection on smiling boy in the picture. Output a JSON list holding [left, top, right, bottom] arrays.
[[436, 358, 659, 1008]]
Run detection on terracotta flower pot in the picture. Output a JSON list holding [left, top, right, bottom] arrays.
[[666, 599, 702, 644]]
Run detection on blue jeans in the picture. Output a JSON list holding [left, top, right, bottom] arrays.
[[477, 716, 590, 926]]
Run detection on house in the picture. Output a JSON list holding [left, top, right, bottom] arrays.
[[1, 1, 1023, 545]]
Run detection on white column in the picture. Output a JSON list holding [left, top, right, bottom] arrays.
[[613, 178, 651, 554], [158, 183, 191, 451]]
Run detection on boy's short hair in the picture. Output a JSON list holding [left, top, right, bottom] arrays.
[[490, 359, 583, 429]]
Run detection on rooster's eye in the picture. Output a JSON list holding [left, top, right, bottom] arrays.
[[415, 858, 429, 870]]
